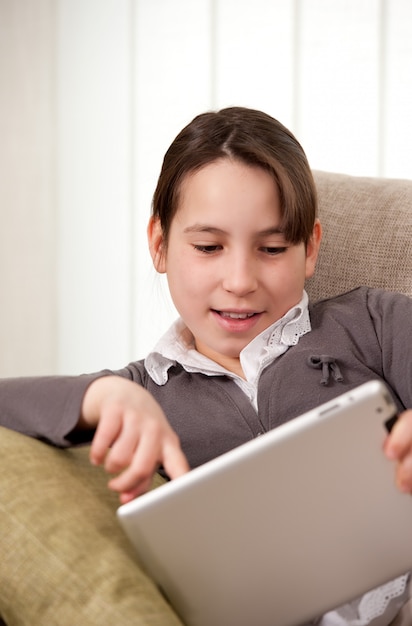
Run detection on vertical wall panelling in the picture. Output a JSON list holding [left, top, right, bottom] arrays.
[[57, 0, 132, 373], [132, 0, 213, 358], [376, 0, 387, 178], [383, 0, 412, 179], [214, 0, 296, 128], [16, 0, 410, 373], [0, 0, 56, 376], [297, 0, 381, 176]]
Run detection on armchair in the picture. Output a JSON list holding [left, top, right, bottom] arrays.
[[1, 170, 411, 625]]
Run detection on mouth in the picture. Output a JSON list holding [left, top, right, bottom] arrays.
[[211, 309, 263, 333], [216, 311, 258, 320]]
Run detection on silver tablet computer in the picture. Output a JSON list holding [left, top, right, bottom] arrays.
[[117, 380, 412, 626]]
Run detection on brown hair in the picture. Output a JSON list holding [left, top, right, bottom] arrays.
[[152, 107, 317, 245]]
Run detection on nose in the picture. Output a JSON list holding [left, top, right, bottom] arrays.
[[221, 251, 258, 296]]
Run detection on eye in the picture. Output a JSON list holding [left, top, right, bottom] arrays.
[[193, 244, 222, 254], [260, 246, 288, 255]]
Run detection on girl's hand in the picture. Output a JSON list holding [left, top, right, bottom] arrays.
[[80, 376, 190, 503], [384, 409, 412, 494]]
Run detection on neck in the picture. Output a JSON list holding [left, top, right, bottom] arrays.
[[194, 342, 246, 378]]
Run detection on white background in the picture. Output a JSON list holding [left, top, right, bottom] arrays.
[[1, 0, 412, 376]]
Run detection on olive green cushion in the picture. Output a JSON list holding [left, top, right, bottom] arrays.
[[0, 426, 183, 626]]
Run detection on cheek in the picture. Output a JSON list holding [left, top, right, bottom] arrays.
[[295, 248, 311, 280], [165, 253, 196, 296], [276, 250, 306, 277], [275, 253, 308, 294], [168, 259, 216, 308]]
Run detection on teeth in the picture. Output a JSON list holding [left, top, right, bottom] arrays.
[[220, 312, 255, 319]]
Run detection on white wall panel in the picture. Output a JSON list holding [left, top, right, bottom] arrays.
[[383, 0, 412, 179], [297, 0, 381, 176], [57, 0, 132, 373], [214, 0, 296, 127], [0, 0, 56, 376], [4, 0, 412, 376], [49, 0, 412, 372], [132, 0, 213, 358]]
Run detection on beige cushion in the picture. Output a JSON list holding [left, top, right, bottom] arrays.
[[307, 171, 412, 302], [0, 426, 182, 626]]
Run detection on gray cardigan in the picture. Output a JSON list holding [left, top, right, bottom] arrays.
[[1, 287, 411, 471]]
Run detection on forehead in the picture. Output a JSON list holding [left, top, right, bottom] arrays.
[[177, 159, 280, 216]]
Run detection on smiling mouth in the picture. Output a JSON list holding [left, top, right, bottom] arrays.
[[214, 310, 258, 320]]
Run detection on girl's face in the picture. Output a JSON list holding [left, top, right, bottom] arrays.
[[148, 159, 321, 376]]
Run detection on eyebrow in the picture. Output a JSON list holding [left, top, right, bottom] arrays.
[[183, 224, 284, 236]]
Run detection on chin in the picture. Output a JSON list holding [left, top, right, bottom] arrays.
[[221, 341, 250, 358]]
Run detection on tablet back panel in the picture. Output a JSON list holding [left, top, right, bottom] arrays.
[[117, 381, 412, 626]]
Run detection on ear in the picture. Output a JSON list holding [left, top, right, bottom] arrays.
[[147, 216, 167, 273], [305, 219, 322, 279]]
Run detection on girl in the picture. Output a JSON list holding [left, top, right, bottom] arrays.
[[1, 107, 412, 625]]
